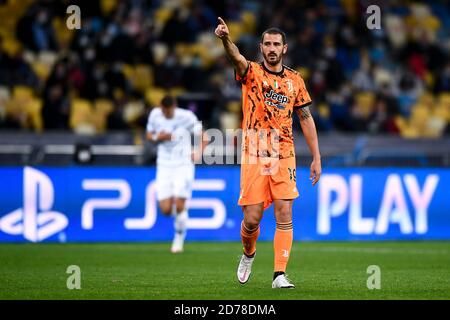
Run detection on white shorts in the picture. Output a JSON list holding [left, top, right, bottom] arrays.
[[155, 164, 195, 201]]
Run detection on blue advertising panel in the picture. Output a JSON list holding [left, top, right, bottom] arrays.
[[0, 166, 449, 242]]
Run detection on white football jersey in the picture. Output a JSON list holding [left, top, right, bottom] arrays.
[[146, 107, 202, 167]]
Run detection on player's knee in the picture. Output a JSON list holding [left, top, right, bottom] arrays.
[[275, 207, 292, 223], [244, 215, 261, 230], [175, 201, 186, 213], [159, 203, 173, 215]]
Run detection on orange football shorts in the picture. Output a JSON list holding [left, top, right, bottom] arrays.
[[238, 154, 299, 210]]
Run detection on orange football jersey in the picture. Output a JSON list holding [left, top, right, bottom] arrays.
[[236, 61, 312, 160]]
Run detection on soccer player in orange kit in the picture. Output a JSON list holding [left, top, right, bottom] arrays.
[[215, 17, 322, 288]]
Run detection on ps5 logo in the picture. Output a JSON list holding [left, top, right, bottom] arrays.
[[0, 167, 68, 242]]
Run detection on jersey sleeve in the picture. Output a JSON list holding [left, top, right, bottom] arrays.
[[293, 76, 312, 109], [235, 61, 254, 84], [146, 109, 156, 133], [186, 111, 202, 135]]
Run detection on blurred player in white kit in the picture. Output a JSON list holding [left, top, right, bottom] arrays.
[[146, 95, 204, 253]]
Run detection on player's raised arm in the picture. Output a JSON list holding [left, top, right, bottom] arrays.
[[215, 17, 248, 78]]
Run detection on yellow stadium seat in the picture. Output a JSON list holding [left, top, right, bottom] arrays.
[[53, 17, 75, 47], [241, 11, 256, 34], [25, 99, 43, 132], [145, 87, 167, 107], [318, 103, 330, 118], [168, 87, 186, 97], [154, 7, 173, 25], [70, 99, 94, 131], [123, 101, 144, 124], [13, 86, 34, 100], [433, 107, 449, 123], [355, 92, 375, 118], [93, 99, 114, 133], [95, 99, 114, 115], [227, 101, 241, 113], [438, 93, 450, 107], [220, 111, 240, 130], [133, 64, 154, 93], [227, 22, 244, 42], [296, 67, 310, 80], [2, 36, 22, 56], [101, 0, 118, 15], [31, 61, 52, 82], [121, 64, 134, 81]]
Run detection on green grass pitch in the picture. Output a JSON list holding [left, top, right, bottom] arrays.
[[0, 241, 449, 300]]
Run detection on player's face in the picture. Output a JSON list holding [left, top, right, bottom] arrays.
[[260, 33, 287, 66], [161, 105, 175, 119]]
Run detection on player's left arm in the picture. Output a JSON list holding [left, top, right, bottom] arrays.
[[189, 113, 209, 163], [296, 106, 322, 186], [192, 130, 209, 163]]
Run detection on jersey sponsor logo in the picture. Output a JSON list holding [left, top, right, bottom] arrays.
[[264, 90, 289, 110]]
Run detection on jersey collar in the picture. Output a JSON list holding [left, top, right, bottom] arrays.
[[261, 61, 284, 76]]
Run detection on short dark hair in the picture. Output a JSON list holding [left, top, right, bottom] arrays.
[[161, 95, 176, 108], [260, 28, 286, 45]]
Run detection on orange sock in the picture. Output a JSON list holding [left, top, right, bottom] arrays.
[[274, 221, 293, 272], [240, 221, 260, 257]]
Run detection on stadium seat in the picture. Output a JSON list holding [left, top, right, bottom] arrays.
[[145, 87, 167, 107], [121, 64, 135, 81], [227, 101, 241, 114], [70, 99, 96, 134], [0, 86, 10, 102], [13, 86, 34, 101], [354, 92, 375, 118], [53, 17, 75, 47], [25, 98, 43, 132], [168, 86, 186, 97], [123, 100, 145, 124], [241, 11, 257, 34], [227, 21, 244, 42], [409, 105, 429, 136], [438, 93, 450, 107], [101, 0, 118, 15], [220, 111, 240, 130], [296, 67, 310, 81], [133, 64, 154, 94], [94, 99, 114, 133], [154, 7, 173, 25], [2, 36, 21, 56], [31, 61, 52, 82]]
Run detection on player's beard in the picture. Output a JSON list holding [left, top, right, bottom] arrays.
[[264, 52, 282, 66]]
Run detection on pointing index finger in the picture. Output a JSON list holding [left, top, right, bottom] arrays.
[[218, 17, 226, 25]]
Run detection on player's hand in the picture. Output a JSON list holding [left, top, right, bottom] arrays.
[[310, 157, 321, 186], [157, 131, 172, 141], [215, 17, 229, 39]]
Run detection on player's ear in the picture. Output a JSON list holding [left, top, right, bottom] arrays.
[[259, 42, 263, 53], [283, 44, 288, 55]]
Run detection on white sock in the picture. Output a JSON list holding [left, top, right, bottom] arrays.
[[174, 210, 188, 236]]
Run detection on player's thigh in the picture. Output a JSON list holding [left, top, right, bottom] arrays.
[[158, 198, 174, 215], [238, 162, 270, 206], [269, 157, 299, 202], [173, 164, 194, 200], [156, 166, 175, 201]]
